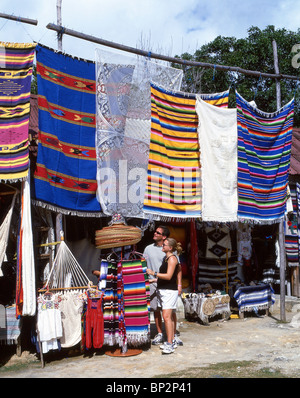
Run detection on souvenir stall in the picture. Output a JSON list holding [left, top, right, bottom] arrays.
[[0, 22, 298, 363]]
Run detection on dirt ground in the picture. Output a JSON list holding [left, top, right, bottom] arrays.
[[1, 295, 300, 379]]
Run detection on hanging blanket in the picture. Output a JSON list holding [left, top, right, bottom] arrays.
[[95, 49, 183, 219], [121, 259, 150, 346], [143, 83, 229, 219], [33, 44, 101, 216], [236, 91, 294, 223], [196, 96, 238, 221], [233, 283, 275, 313], [0, 42, 36, 182]]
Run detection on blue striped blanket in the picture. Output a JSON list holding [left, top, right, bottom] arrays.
[[236, 91, 294, 223], [233, 284, 275, 312]]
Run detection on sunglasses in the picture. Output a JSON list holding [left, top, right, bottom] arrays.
[[154, 230, 163, 235]]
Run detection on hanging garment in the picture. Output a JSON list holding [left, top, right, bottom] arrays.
[[19, 178, 36, 317], [0, 42, 36, 181], [0, 192, 17, 277], [102, 260, 120, 346], [205, 226, 232, 259], [284, 185, 299, 267], [95, 49, 183, 219], [143, 83, 229, 219], [59, 292, 85, 348], [33, 44, 101, 216], [85, 294, 104, 349], [237, 222, 252, 263], [195, 96, 238, 222], [236, 91, 294, 223], [37, 294, 63, 354], [121, 259, 150, 346]]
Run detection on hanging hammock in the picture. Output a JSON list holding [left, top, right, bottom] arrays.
[[43, 237, 91, 290]]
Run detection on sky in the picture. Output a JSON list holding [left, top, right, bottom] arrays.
[[0, 0, 300, 62]]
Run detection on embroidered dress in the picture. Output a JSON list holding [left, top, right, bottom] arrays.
[[33, 44, 101, 216], [37, 294, 62, 354], [236, 91, 294, 223], [0, 42, 36, 181]]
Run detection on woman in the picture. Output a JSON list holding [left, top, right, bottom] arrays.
[[146, 238, 182, 354]]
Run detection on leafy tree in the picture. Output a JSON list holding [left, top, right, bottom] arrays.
[[31, 64, 37, 95], [173, 25, 300, 126]]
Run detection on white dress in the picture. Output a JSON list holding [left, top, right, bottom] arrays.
[[37, 294, 63, 354]]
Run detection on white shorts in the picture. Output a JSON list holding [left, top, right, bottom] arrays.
[[157, 289, 178, 310]]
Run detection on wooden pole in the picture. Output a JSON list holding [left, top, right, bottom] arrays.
[[56, 0, 63, 51], [273, 40, 286, 322], [46, 23, 300, 82], [0, 12, 38, 26]]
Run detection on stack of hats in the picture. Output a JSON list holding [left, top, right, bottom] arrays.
[[95, 223, 142, 249]]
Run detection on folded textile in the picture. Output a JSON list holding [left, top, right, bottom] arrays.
[[0, 306, 21, 344], [121, 259, 150, 346], [196, 97, 238, 221], [143, 84, 229, 219], [233, 284, 275, 312], [33, 44, 101, 216], [0, 42, 36, 181], [236, 91, 294, 223]]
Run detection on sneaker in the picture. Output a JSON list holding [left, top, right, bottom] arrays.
[[162, 342, 174, 354], [173, 334, 183, 346], [172, 339, 178, 349], [152, 333, 163, 345]]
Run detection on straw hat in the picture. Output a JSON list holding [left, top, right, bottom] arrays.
[[95, 223, 142, 249]]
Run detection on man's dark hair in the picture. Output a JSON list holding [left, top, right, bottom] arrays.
[[158, 225, 170, 238]]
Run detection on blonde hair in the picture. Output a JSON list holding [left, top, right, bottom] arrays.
[[165, 238, 183, 256]]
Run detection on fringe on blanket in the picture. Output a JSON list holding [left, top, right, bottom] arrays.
[[31, 199, 105, 218]]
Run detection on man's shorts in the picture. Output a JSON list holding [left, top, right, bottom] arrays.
[[149, 283, 161, 311]]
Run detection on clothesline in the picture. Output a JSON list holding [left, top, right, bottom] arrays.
[[46, 23, 300, 82]]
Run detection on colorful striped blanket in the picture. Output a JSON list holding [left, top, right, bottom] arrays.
[[233, 284, 275, 312], [33, 44, 101, 216], [121, 259, 150, 346], [143, 83, 229, 219], [236, 91, 294, 223], [0, 42, 36, 181]]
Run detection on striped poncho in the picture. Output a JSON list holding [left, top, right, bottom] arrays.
[[236, 91, 294, 223], [143, 83, 229, 219]]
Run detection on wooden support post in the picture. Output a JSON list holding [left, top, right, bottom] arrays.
[[273, 40, 286, 322]]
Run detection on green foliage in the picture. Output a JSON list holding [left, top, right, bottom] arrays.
[[31, 64, 37, 95], [173, 25, 300, 126]]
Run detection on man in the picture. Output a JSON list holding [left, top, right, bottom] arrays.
[[143, 225, 183, 347]]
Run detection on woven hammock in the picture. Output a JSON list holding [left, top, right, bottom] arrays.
[[44, 239, 90, 290], [95, 223, 142, 249]]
